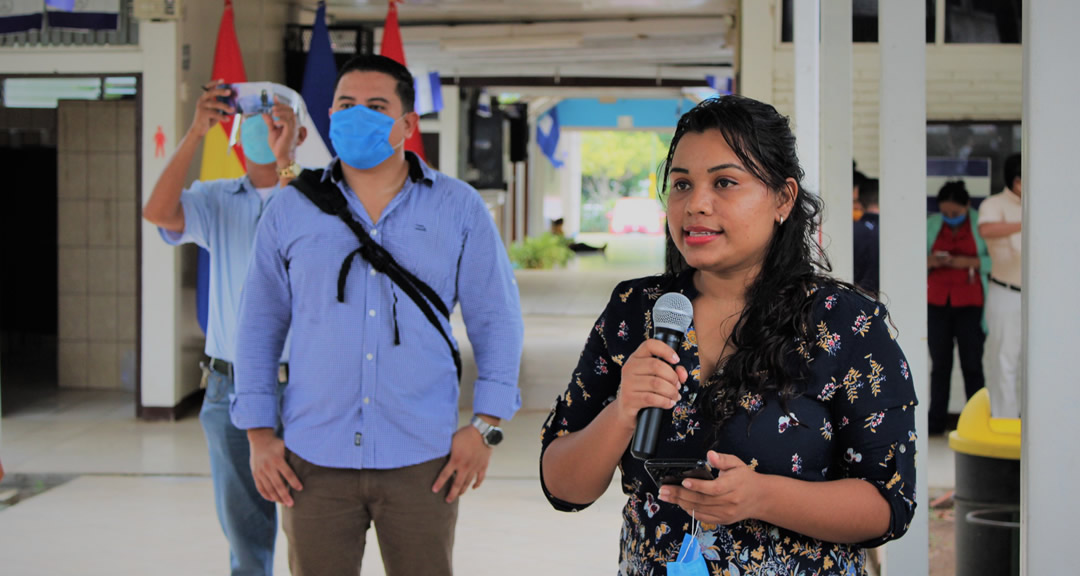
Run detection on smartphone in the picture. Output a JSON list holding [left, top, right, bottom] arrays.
[[644, 458, 718, 488]]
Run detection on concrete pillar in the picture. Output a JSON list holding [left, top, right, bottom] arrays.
[[793, 0, 820, 196], [820, 0, 853, 281], [878, 1, 929, 574], [1021, 1, 1080, 572], [737, 0, 775, 102]]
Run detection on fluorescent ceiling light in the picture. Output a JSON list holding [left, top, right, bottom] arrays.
[[440, 33, 584, 52]]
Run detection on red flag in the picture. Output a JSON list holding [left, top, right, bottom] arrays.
[[379, 1, 426, 161], [205, 0, 248, 173]]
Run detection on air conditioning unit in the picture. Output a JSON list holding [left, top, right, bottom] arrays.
[[133, 0, 181, 21]]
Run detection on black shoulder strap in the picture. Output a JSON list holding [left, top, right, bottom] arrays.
[[291, 169, 461, 381]]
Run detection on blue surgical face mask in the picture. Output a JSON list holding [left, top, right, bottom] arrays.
[[942, 212, 968, 227], [329, 105, 403, 170], [240, 115, 277, 165]]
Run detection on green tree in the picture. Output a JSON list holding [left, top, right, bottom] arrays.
[[580, 131, 669, 205]]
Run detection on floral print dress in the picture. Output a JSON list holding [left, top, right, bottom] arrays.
[[540, 272, 918, 576]]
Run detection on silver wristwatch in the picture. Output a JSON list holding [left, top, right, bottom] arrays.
[[470, 415, 504, 447]]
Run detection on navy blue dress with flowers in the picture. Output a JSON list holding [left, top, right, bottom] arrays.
[[540, 272, 918, 575]]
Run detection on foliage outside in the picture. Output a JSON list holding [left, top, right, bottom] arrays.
[[580, 131, 672, 232], [508, 233, 574, 269]]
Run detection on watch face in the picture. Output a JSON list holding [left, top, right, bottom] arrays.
[[485, 428, 504, 446]]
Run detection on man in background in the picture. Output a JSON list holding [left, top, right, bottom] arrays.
[[853, 177, 880, 296]]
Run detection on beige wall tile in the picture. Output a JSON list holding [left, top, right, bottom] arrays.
[[117, 295, 137, 341], [88, 295, 117, 341], [87, 101, 118, 152], [59, 340, 88, 388], [88, 342, 119, 389], [87, 200, 116, 247], [58, 247, 88, 295], [59, 101, 87, 152], [117, 101, 136, 153], [58, 152, 88, 199], [58, 294, 89, 341], [88, 152, 118, 200], [116, 152, 136, 202], [57, 200, 88, 247], [87, 248, 117, 295], [116, 200, 137, 248], [116, 247, 137, 295]]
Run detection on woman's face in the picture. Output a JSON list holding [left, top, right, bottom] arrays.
[[938, 200, 969, 220], [665, 129, 794, 276]]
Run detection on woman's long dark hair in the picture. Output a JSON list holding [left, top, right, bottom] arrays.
[[658, 95, 840, 430]]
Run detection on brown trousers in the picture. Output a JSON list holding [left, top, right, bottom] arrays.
[[282, 450, 458, 576]]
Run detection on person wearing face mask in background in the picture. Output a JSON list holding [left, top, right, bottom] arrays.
[[142, 79, 307, 576], [232, 55, 523, 576], [926, 180, 991, 436]]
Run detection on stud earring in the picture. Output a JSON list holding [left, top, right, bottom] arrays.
[[779, 216, 785, 226]]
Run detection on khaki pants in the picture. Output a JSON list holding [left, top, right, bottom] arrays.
[[283, 450, 458, 576]]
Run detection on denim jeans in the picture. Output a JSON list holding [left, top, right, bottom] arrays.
[[200, 368, 279, 576]]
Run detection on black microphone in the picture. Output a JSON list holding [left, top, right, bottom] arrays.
[[630, 292, 694, 460]]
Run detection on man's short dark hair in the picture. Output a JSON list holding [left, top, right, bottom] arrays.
[[335, 54, 415, 114], [858, 178, 879, 207], [1003, 153, 1022, 191], [937, 180, 970, 206]]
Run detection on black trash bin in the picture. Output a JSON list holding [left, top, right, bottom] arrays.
[[948, 388, 1021, 576]]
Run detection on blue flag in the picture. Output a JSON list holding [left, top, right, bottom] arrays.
[[303, 1, 336, 156], [196, 248, 210, 336], [536, 107, 563, 169]]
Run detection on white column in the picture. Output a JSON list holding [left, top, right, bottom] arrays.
[[1021, 1, 1080, 573], [736, 0, 775, 102], [878, 2, 929, 575], [793, 0, 820, 196], [819, 0, 853, 282]]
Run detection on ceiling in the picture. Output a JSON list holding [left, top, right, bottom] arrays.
[[295, 0, 738, 86]]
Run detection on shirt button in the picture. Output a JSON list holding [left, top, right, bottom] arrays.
[[364, 397, 371, 404], [369, 268, 377, 276], [366, 353, 374, 361], [354, 432, 363, 446], [370, 229, 378, 236], [369, 309, 376, 317]]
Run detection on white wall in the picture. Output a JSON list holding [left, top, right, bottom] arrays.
[[772, 44, 1022, 177]]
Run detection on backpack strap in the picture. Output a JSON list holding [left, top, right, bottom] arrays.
[[290, 169, 462, 381]]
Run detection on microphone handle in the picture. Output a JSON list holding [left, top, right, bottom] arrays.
[[630, 329, 683, 460]]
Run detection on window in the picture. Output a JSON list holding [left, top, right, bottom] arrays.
[[2, 78, 102, 108], [781, 0, 936, 43], [945, 0, 1021, 43], [927, 122, 1021, 196]]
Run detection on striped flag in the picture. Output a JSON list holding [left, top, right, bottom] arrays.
[[413, 70, 443, 116], [45, 0, 120, 30], [302, 1, 336, 156], [0, 1, 43, 33], [379, 0, 426, 161], [195, 0, 248, 336]]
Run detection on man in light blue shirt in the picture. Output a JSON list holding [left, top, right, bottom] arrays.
[[143, 80, 307, 576], [233, 56, 523, 576]]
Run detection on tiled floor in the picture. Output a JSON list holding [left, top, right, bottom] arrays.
[[0, 262, 955, 575]]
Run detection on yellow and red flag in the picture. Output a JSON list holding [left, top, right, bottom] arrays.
[[380, 0, 426, 161], [196, 0, 247, 334], [200, 0, 247, 181]]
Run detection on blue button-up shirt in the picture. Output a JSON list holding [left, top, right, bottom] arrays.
[[159, 177, 287, 363], [232, 155, 524, 470]]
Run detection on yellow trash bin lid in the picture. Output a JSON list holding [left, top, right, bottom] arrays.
[[948, 388, 1021, 460]]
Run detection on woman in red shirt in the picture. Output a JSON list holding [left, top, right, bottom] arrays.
[[927, 181, 991, 435]]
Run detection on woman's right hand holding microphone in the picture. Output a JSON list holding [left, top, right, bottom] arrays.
[[613, 340, 688, 431]]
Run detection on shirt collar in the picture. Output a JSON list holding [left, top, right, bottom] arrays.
[[323, 152, 437, 187], [1002, 186, 1021, 202]]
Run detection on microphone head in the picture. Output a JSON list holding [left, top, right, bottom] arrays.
[[653, 292, 694, 334]]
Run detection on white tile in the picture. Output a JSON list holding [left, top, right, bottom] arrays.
[[87, 248, 117, 295], [88, 152, 117, 200], [57, 200, 88, 247], [59, 101, 87, 152], [87, 295, 117, 342], [87, 101, 118, 152], [117, 101, 136, 153], [116, 200, 137, 248], [116, 247, 137, 295], [117, 295, 137, 341], [58, 152, 88, 199], [87, 200, 116, 247], [88, 341, 119, 389], [58, 294, 89, 341], [58, 247, 88, 295]]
